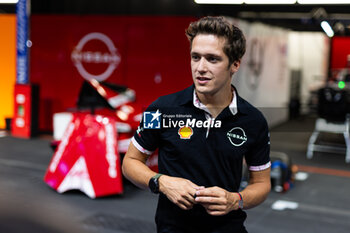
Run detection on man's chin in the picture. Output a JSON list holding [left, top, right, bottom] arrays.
[[194, 86, 213, 96]]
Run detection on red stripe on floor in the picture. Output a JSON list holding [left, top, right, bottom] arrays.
[[297, 165, 350, 178]]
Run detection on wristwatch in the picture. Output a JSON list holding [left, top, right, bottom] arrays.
[[148, 173, 163, 194], [237, 192, 244, 209]]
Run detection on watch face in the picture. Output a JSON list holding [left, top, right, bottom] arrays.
[[149, 177, 159, 194]]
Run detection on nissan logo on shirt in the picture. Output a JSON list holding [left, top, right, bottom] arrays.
[[227, 127, 247, 147]]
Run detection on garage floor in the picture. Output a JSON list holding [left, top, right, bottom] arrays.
[[0, 115, 350, 233]]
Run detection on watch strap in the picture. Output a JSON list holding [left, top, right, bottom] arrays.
[[237, 192, 243, 209], [152, 173, 163, 180]]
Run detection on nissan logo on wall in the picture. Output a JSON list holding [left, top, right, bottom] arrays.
[[71, 32, 121, 81], [247, 38, 265, 90]]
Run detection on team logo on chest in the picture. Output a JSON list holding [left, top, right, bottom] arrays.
[[178, 126, 193, 139], [227, 127, 247, 146]]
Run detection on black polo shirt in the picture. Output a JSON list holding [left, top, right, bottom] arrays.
[[132, 85, 270, 232]]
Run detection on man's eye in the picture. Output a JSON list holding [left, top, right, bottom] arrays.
[[208, 57, 218, 62], [192, 55, 200, 61]]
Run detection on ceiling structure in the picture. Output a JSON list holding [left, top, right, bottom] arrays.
[[201, 3, 350, 34], [1, 0, 350, 35]]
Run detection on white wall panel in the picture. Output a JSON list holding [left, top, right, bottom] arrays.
[[288, 32, 329, 113], [229, 18, 329, 127], [230, 19, 290, 127]]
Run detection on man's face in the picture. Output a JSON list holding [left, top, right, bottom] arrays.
[[190, 34, 239, 97]]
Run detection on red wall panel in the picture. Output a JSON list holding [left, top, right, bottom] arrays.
[[30, 15, 195, 131], [330, 36, 350, 70]]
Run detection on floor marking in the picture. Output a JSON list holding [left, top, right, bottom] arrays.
[[294, 172, 309, 181], [297, 164, 350, 178], [271, 200, 299, 211]]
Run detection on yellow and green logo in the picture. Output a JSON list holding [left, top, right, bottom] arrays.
[[178, 126, 193, 139]]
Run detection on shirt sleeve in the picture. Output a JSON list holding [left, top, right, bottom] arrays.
[[132, 99, 161, 154], [245, 116, 271, 171]]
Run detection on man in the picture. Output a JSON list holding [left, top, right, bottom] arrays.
[[122, 16, 271, 233]]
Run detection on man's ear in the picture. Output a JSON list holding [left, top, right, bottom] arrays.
[[230, 60, 241, 74]]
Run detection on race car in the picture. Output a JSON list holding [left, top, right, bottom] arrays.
[[44, 79, 158, 198]]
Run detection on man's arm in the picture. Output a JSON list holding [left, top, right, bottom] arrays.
[[122, 142, 201, 210], [194, 167, 271, 215], [122, 142, 155, 190], [240, 167, 271, 209]]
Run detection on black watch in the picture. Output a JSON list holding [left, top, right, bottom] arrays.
[[148, 174, 163, 194]]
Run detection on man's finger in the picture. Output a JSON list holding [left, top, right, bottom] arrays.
[[178, 203, 190, 210], [195, 196, 221, 204], [206, 210, 225, 216], [195, 187, 221, 197], [206, 204, 226, 211], [180, 193, 197, 207], [184, 192, 196, 204]]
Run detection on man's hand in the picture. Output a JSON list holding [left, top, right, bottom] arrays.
[[194, 186, 240, 216], [159, 175, 202, 210]]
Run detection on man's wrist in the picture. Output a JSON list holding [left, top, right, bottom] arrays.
[[237, 192, 244, 209], [157, 174, 166, 194], [148, 173, 163, 194]]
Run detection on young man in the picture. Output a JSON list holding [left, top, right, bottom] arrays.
[[122, 16, 271, 233]]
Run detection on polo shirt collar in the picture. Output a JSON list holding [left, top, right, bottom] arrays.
[[193, 88, 238, 116], [178, 85, 195, 106], [179, 84, 249, 116], [233, 86, 249, 115]]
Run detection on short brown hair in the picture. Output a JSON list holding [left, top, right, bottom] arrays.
[[185, 16, 246, 65]]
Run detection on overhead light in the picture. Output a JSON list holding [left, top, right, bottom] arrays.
[[245, 0, 296, 4], [320, 21, 334, 37], [0, 0, 19, 3], [195, 0, 296, 4], [195, 0, 350, 4], [194, 0, 243, 4], [298, 0, 350, 4]]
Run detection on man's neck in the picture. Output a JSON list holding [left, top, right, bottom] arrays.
[[196, 86, 233, 118]]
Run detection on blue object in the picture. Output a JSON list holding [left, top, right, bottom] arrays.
[[16, 0, 30, 84]]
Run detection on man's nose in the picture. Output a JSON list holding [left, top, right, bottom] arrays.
[[197, 58, 207, 73]]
